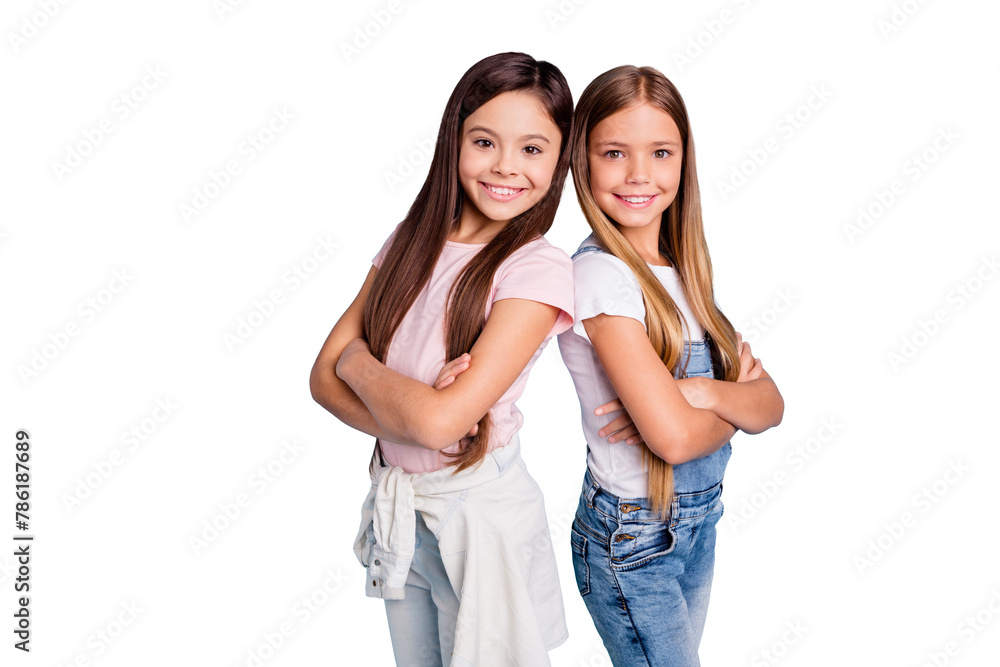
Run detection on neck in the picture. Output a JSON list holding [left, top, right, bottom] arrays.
[[618, 222, 668, 266], [450, 199, 507, 244]]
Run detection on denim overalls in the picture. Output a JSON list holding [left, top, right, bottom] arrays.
[[569, 242, 730, 667]]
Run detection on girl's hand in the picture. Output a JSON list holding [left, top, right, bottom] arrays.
[[595, 398, 645, 446], [434, 353, 478, 443], [675, 377, 711, 410], [433, 353, 471, 390], [735, 333, 764, 383], [335, 337, 371, 380]]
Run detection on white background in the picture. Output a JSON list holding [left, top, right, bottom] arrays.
[[3, 0, 999, 665]]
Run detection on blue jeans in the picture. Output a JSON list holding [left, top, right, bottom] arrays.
[[383, 511, 460, 667], [571, 469, 724, 667]]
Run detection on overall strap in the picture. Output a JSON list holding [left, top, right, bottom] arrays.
[[571, 241, 607, 260]]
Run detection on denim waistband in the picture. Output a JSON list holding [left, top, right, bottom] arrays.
[[582, 468, 722, 523]]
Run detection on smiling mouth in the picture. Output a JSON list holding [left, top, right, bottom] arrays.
[[614, 194, 657, 208], [480, 182, 526, 201]]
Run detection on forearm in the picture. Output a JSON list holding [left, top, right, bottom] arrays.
[[336, 348, 461, 450], [309, 365, 389, 440], [310, 266, 393, 441], [689, 376, 784, 434], [648, 407, 737, 465]]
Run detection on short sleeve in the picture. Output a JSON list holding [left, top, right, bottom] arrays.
[[372, 223, 401, 269], [571, 252, 646, 343], [493, 240, 574, 339]]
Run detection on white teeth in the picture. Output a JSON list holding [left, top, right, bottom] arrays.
[[622, 195, 652, 204], [487, 184, 519, 195]]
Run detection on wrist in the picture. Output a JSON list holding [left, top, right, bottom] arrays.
[[335, 340, 367, 383], [695, 377, 716, 412]]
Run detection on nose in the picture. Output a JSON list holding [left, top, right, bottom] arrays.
[[491, 148, 519, 177], [625, 156, 650, 184]]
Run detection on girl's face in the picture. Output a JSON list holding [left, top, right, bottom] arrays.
[[457, 90, 561, 227], [587, 102, 683, 232]]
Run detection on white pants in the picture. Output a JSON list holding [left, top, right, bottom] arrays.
[[384, 511, 460, 667]]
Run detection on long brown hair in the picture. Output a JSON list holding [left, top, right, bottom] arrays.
[[571, 65, 740, 513], [364, 52, 573, 472]]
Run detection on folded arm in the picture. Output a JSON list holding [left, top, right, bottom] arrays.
[[677, 372, 783, 434], [675, 336, 783, 434], [309, 266, 391, 439], [336, 298, 559, 451], [584, 313, 736, 466]]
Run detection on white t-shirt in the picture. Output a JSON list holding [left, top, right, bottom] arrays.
[[557, 235, 705, 498]]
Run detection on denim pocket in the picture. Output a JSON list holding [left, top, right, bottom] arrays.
[[570, 526, 591, 596], [609, 520, 676, 571]]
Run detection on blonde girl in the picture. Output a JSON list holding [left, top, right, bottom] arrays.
[[557, 65, 784, 667]]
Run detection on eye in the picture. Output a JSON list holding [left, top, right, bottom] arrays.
[[604, 150, 624, 159], [653, 149, 672, 158], [523, 145, 542, 155], [473, 138, 494, 149]]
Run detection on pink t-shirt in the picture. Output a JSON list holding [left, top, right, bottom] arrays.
[[371, 225, 574, 473]]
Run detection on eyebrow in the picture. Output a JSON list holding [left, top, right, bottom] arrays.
[[594, 140, 681, 148], [466, 126, 552, 144]]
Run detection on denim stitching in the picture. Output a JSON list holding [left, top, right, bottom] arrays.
[[607, 563, 654, 666]]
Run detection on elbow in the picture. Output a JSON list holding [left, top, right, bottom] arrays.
[[743, 387, 785, 435], [760, 390, 785, 432], [772, 393, 784, 428], [645, 428, 699, 466], [309, 362, 332, 408], [308, 368, 322, 405], [406, 412, 467, 452], [764, 381, 784, 430], [308, 365, 325, 406]]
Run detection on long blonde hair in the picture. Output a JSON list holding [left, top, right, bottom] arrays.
[[571, 65, 740, 514]]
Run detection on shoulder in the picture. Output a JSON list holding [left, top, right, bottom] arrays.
[[572, 246, 639, 292], [504, 235, 572, 269], [496, 235, 573, 282], [492, 236, 575, 334], [372, 221, 404, 268], [566, 236, 646, 339]]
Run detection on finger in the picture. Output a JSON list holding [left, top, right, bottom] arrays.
[[623, 435, 645, 446], [595, 398, 625, 416], [439, 358, 470, 376], [437, 354, 470, 374], [608, 425, 639, 443], [434, 357, 471, 388], [598, 413, 633, 437], [465, 422, 479, 438], [433, 375, 456, 390]]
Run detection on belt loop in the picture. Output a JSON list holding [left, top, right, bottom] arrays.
[[585, 476, 600, 508]]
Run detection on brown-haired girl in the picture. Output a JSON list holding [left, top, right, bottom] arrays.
[[557, 65, 784, 666], [310, 52, 574, 666]]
